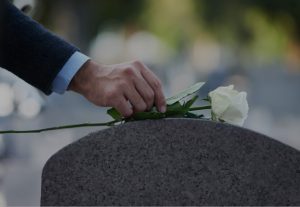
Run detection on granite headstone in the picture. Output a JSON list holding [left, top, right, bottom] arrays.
[[41, 119, 300, 206]]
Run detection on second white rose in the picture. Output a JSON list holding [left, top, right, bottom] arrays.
[[208, 85, 249, 126]]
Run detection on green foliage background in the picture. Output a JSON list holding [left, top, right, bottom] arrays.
[[35, 0, 300, 58]]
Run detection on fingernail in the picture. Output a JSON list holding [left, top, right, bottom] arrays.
[[160, 105, 166, 113]]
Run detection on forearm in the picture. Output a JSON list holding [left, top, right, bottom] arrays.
[[0, 0, 78, 95]]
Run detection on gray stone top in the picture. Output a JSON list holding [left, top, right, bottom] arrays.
[[41, 119, 300, 206]]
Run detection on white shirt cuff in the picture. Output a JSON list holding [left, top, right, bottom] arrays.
[[51, 51, 90, 94]]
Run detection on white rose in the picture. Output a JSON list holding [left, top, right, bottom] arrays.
[[208, 85, 249, 126]]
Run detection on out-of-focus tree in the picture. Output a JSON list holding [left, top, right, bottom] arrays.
[[194, 0, 300, 61], [35, 0, 146, 51], [33, 0, 300, 65], [139, 0, 202, 50], [253, 0, 300, 38]]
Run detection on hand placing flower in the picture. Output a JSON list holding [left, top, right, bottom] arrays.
[[209, 85, 249, 126]]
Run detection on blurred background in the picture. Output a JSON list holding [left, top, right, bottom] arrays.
[[0, 0, 300, 205]]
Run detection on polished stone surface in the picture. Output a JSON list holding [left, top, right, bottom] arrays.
[[41, 119, 300, 206]]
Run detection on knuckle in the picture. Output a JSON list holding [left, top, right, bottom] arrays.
[[133, 59, 143, 67], [152, 80, 162, 89], [105, 88, 117, 100], [145, 91, 155, 102], [133, 60, 146, 72], [123, 67, 135, 76]]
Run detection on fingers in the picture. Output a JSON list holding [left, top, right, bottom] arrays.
[[78, 60, 166, 117], [124, 85, 147, 113], [136, 62, 166, 113], [133, 75, 155, 110], [114, 97, 133, 117]]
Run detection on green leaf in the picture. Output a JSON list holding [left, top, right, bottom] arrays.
[[107, 108, 123, 121], [166, 101, 183, 111], [165, 101, 185, 116], [183, 95, 198, 110], [166, 82, 205, 105]]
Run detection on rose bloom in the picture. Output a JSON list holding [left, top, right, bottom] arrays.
[[208, 85, 249, 126]]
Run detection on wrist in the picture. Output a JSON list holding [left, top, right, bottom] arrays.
[[68, 60, 103, 94]]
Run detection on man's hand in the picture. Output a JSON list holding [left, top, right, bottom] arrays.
[[68, 60, 166, 117]]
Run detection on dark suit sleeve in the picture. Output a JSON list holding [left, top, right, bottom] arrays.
[[0, 0, 79, 95]]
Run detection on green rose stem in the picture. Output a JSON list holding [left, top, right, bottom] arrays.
[[0, 105, 211, 134], [188, 105, 211, 111], [0, 120, 119, 134]]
